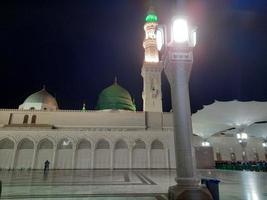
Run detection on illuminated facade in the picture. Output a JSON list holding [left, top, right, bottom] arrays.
[[0, 8, 266, 171]]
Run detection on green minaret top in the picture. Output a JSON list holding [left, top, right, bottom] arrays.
[[145, 7, 158, 23]]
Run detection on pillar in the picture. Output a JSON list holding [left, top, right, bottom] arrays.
[[110, 146, 114, 169], [129, 146, 133, 169], [91, 149, 95, 169], [31, 145, 38, 169], [51, 146, 57, 169], [165, 148, 170, 169], [11, 145, 18, 169], [147, 144, 151, 169], [71, 145, 77, 169]]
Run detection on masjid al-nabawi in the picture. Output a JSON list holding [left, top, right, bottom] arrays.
[[0, 8, 265, 170]]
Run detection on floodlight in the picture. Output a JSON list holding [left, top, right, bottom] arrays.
[[172, 18, 189, 43]]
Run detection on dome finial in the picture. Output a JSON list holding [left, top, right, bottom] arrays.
[[114, 76, 118, 85], [82, 101, 86, 111], [146, 5, 158, 22]]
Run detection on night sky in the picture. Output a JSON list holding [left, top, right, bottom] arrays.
[[1, 0, 267, 112]]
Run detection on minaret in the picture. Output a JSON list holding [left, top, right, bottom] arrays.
[[141, 7, 163, 112]]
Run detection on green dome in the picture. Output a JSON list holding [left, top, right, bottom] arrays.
[[96, 82, 136, 111]]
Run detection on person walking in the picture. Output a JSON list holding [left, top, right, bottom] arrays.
[[44, 160, 50, 174]]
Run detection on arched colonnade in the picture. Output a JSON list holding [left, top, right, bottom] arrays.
[[0, 137, 169, 169]]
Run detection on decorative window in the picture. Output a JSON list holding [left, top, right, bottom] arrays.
[[23, 115, 29, 124], [31, 115, 37, 124]]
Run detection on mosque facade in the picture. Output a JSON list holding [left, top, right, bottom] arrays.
[[0, 9, 265, 170]]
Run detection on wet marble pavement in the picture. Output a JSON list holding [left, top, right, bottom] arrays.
[[0, 169, 266, 199]]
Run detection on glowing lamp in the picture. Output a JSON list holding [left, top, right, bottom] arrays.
[[263, 142, 267, 148], [201, 141, 210, 147], [172, 18, 189, 43], [237, 132, 247, 140]]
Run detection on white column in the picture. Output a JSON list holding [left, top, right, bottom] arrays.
[[51, 147, 57, 169], [110, 147, 114, 169], [11, 145, 18, 169], [165, 62, 197, 185], [91, 149, 95, 169], [147, 144, 151, 169], [31, 145, 38, 169], [129, 146, 133, 169], [165, 148, 170, 169], [72, 145, 77, 169]]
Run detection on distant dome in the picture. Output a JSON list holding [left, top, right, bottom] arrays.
[[96, 81, 136, 111], [19, 87, 58, 110]]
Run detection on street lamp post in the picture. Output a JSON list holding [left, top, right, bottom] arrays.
[[157, 17, 212, 199]]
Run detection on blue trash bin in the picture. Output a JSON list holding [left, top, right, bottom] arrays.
[[201, 178, 220, 200]]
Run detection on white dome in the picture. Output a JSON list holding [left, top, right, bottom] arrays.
[[19, 87, 58, 110]]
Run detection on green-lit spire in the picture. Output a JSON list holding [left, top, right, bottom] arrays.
[[145, 7, 158, 23]]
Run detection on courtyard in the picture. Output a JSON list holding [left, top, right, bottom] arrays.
[[0, 169, 266, 200]]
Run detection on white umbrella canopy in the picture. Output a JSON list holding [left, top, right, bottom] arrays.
[[192, 100, 267, 139], [192, 122, 231, 139], [244, 123, 267, 139]]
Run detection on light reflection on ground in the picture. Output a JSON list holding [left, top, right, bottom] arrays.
[[0, 169, 266, 200]]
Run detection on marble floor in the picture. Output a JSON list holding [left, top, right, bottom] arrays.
[[0, 169, 266, 200]]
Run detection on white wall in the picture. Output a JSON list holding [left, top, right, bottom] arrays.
[[132, 149, 147, 168], [0, 150, 13, 169], [151, 149, 166, 168], [15, 149, 33, 169], [75, 149, 91, 169], [114, 149, 129, 168], [35, 149, 53, 169], [94, 149, 110, 169], [55, 149, 73, 169]]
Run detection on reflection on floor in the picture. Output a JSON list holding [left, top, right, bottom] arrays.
[[0, 169, 266, 200]]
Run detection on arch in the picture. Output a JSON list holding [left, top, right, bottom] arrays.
[[133, 139, 146, 149], [96, 139, 110, 149], [31, 115, 37, 124], [151, 139, 164, 149], [132, 139, 147, 168], [75, 139, 92, 169], [0, 138, 15, 169], [35, 139, 54, 169], [115, 139, 128, 149], [15, 138, 34, 169], [38, 139, 53, 149], [230, 152, 236, 162], [254, 152, 259, 162], [94, 139, 111, 168], [55, 138, 73, 169], [57, 138, 73, 149], [23, 115, 29, 124], [216, 152, 222, 161], [18, 138, 34, 149], [114, 139, 129, 168], [0, 138, 15, 149], [150, 139, 165, 168], [77, 139, 91, 149]]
